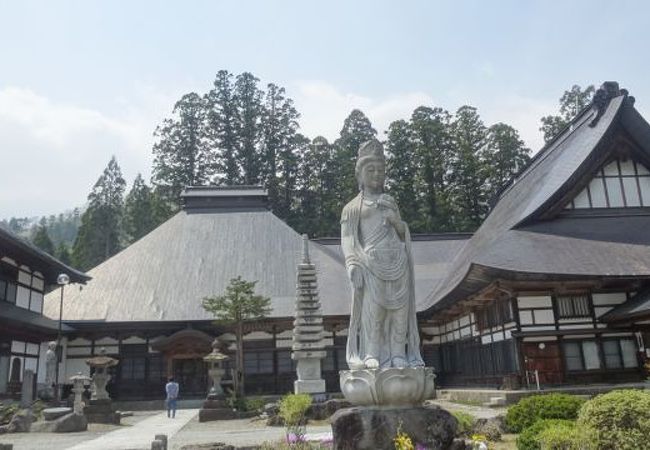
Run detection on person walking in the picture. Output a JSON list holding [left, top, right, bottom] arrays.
[[165, 377, 179, 418]]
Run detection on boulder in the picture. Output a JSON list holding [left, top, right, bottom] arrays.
[[330, 405, 457, 450], [1, 409, 35, 433], [31, 412, 87, 433], [472, 416, 505, 442]]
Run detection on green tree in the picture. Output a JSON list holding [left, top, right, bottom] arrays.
[[260, 83, 300, 217], [482, 123, 531, 201], [72, 157, 126, 270], [123, 174, 158, 244], [152, 92, 209, 208], [234, 73, 264, 185], [56, 242, 72, 265], [410, 106, 453, 231], [202, 276, 271, 396], [540, 84, 595, 142], [385, 120, 419, 228], [334, 109, 377, 207], [295, 136, 339, 237], [205, 70, 240, 185], [447, 106, 488, 230], [32, 218, 55, 255]]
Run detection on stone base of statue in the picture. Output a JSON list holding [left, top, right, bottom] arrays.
[[330, 405, 458, 450], [339, 367, 435, 406], [83, 399, 120, 424], [198, 398, 238, 422]]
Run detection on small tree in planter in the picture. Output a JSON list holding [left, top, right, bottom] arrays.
[[203, 276, 271, 397]]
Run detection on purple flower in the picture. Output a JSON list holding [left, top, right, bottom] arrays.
[[286, 432, 306, 444], [415, 444, 428, 450]]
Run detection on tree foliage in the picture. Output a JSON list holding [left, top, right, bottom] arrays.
[[32, 218, 55, 255], [540, 84, 595, 142], [72, 156, 126, 271], [202, 276, 271, 396]]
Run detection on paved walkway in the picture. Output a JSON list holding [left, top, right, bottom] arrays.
[[68, 409, 198, 450]]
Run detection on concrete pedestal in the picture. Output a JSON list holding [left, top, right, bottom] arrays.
[[83, 399, 120, 424], [330, 405, 458, 450], [198, 398, 238, 422], [294, 379, 326, 394]]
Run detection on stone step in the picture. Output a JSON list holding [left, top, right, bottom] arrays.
[[482, 396, 507, 407]]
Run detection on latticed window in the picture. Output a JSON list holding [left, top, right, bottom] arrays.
[[556, 295, 591, 318], [476, 299, 513, 330], [565, 158, 650, 209]]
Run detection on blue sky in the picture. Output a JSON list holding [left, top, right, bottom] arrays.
[[1, 0, 649, 218]]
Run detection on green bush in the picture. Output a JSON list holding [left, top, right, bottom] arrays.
[[452, 410, 476, 437], [516, 419, 574, 450], [244, 396, 266, 413], [506, 394, 585, 433], [279, 393, 312, 426], [537, 422, 597, 450], [0, 402, 18, 425], [578, 389, 650, 450]]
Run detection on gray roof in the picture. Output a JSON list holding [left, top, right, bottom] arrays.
[[43, 208, 468, 322], [423, 86, 650, 314], [0, 301, 73, 333], [0, 226, 89, 285], [601, 288, 650, 323]]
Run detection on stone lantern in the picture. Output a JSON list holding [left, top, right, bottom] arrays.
[[203, 338, 229, 399], [69, 372, 91, 414], [199, 338, 237, 422], [83, 348, 120, 424]]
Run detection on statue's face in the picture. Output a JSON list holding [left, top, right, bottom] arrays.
[[360, 160, 385, 192]]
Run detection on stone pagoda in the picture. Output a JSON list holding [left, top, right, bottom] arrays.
[[291, 234, 326, 394]]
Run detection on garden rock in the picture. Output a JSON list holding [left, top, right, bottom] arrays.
[[331, 405, 457, 450], [473, 416, 504, 441], [31, 412, 88, 433]]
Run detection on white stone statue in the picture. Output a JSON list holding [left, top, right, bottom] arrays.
[[45, 341, 57, 387], [341, 139, 424, 370]]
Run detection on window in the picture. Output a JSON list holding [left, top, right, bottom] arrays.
[[556, 295, 591, 319], [603, 339, 638, 369], [243, 350, 273, 374], [562, 340, 601, 371], [276, 350, 295, 373], [476, 299, 513, 329], [565, 158, 650, 209], [121, 357, 146, 380]]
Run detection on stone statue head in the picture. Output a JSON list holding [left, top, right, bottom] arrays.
[[48, 341, 57, 351], [355, 139, 386, 192]]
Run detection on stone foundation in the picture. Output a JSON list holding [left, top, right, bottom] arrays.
[[83, 399, 120, 424], [198, 399, 238, 422]]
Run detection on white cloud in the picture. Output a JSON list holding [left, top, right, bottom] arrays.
[[0, 86, 162, 218], [291, 80, 436, 141]]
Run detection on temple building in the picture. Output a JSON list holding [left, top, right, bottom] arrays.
[[38, 82, 650, 399], [0, 226, 88, 398]]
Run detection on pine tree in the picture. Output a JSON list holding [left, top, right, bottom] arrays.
[[447, 106, 488, 231], [205, 70, 240, 185], [260, 83, 300, 216], [482, 123, 531, 201], [295, 136, 339, 237], [234, 73, 264, 185], [152, 92, 209, 208], [410, 106, 453, 231], [123, 174, 157, 244], [72, 157, 126, 270], [32, 218, 55, 255], [385, 120, 419, 229], [540, 84, 595, 142], [56, 243, 72, 265], [334, 110, 377, 212], [202, 276, 271, 397]]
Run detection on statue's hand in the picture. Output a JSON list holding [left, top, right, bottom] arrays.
[[348, 265, 363, 289]]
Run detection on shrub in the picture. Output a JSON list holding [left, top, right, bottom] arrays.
[[506, 394, 585, 433], [537, 422, 597, 450], [279, 393, 313, 426], [452, 411, 476, 437], [516, 419, 574, 450], [244, 396, 266, 413], [578, 389, 650, 450]]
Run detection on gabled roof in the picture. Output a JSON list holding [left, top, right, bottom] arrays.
[[423, 83, 650, 315], [0, 226, 89, 285]]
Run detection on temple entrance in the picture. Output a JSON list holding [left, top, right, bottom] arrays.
[[173, 358, 208, 398], [150, 329, 215, 399], [522, 341, 563, 385]]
